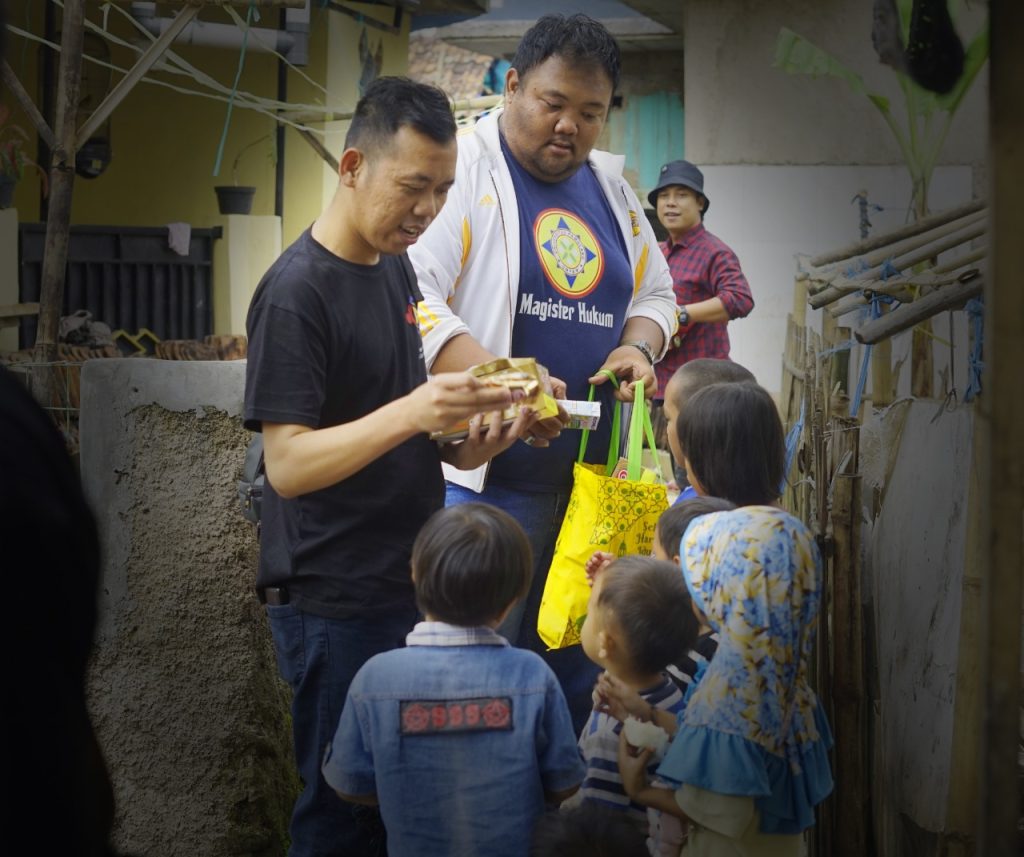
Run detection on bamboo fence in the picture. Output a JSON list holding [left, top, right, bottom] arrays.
[[781, 199, 988, 857]]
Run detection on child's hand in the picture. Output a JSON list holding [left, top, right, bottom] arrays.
[[585, 551, 615, 586], [594, 672, 650, 723], [617, 730, 654, 799]]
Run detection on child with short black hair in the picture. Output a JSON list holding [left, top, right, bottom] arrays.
[[661, 358, 755, 499], [576, 556, 699, 853], [322, 503, 585, 857], [676, 381, 785, 507]]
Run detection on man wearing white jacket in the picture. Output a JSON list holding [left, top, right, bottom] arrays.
[[409, 14, 676, 731]]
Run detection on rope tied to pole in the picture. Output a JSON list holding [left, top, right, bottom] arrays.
[[878, 257, 902, 280], [850, 293, 897, 417], [963, 297, 985, 402]]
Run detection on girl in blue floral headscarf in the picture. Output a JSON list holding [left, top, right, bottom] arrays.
[[614, 506, 833, 856]]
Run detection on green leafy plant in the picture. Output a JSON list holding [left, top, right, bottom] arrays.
[[774, 1, 988, 218], [0, 104, 48, 195]]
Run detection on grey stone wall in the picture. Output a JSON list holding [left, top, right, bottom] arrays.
[[80, 359, 296, 857]]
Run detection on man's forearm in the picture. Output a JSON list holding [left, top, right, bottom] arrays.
[[683, 296, 729, 324], [619, 316, 666, 357], [430, 332, 499, 373]]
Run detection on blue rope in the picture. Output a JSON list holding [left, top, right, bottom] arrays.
[[844, 258, 871, 279], [213, 1, 257, 178], [818, 340, 855, 358], [878, 257, 901, 280], [781, 398, 805, 494], [963, 298, 985, 402], [849, 293, 897, 416]]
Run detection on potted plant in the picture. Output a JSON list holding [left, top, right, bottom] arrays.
[[214, 133, 273, 216], [0, 104, 48, 209]]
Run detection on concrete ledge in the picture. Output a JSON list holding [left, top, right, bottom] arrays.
[[80, 358, 295, 857]]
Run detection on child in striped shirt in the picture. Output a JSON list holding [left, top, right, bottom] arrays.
[[577, 557, 698, 853]]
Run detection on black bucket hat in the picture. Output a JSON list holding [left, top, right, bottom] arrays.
[[648, 160, 709, 214]]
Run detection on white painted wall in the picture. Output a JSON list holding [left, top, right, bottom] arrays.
[[700, 165, 974, 395], [682, 0, 987, 176]]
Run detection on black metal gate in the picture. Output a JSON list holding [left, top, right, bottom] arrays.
[[18, 224, 222, 349]]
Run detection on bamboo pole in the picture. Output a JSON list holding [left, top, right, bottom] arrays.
[[831, 418, 867, 857], [869, 331, 894, 408], [828, 252, 986, 318], [33, 0, 85, 372], [855, 277, 984, 345], [75, 5, 201, 149], [808, 198, 985, 267], [809, 217, 987, 309], [979, 1, 1024, 851], [910, 321, 934, 398], [280, 95, 505, 127], [295, 127, 339, 172], [0, 61, 57, 150], [807, 208, 986, 296]]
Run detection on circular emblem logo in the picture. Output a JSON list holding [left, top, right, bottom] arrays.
[[533, 209, 604, 298]]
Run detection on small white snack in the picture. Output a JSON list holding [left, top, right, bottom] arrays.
[[622, 715, 670, 760]]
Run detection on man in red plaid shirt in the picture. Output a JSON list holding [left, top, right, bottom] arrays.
[[648, 160, 754, 398]]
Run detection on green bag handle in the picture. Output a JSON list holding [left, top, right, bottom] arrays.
[[577, 371, 663, 482], [577, 369, 620, 473], [624, 380, 664, 483]]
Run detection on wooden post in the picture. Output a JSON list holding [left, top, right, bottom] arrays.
[[33, 0, 85, 371], [831, 417, 867, 857], [979, 0, 1024, 852], [868, 304, 894, 409]]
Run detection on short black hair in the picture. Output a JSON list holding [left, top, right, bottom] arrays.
[[657, 497, 737, 559], [669, 358, 756, 412], [344, 76, 456, 153], [412, 503, 532, 627], [512, 14, 621, 93], [678, 382, 785, 506], [531, 803, 648, 857], [598, 556, 699, 675]]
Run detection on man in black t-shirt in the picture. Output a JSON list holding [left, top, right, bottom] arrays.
[[244, 78, 530, 857]]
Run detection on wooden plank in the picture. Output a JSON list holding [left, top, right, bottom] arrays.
[[0, 302, 41, 320], [943, 407, 985, 855], [980, 0, 1024, 852], [910, 320, 934, 398], [831, 418, 867, 857], [76, 5, 200, 149]]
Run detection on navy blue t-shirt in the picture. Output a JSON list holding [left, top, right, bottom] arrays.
[[488, 137, 635, 492]]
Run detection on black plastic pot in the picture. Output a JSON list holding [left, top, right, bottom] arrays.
[[214, 185, 256, 215]]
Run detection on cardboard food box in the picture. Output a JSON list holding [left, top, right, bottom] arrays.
[[556, 399, 601, 431], [430, 357, 560, 442]]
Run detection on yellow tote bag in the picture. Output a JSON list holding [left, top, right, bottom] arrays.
[[537, 377, 668, 650]]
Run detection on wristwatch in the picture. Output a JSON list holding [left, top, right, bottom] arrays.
[[622, 339, 655, 365], [677, 305, 690, 326]]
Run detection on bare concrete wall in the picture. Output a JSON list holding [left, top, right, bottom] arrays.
[[860, 399, 978, 854], [80, 359, 296, 857], [682, 0, 988, 173]]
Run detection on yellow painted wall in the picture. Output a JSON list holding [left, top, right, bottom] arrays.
[[2, 1, 409, 248]]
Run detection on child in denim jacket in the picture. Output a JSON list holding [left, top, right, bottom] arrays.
[[322, 503, 584, 857]]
